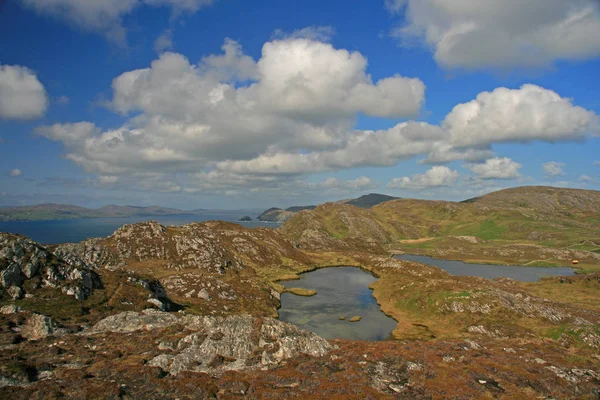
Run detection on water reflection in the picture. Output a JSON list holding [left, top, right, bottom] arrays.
[[395, 254, 574, 282], [278, 267, 397, 340]]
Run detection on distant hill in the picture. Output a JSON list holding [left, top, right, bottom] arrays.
[[257, 208, 294, 222], [257, 194, 398, 222], [96, 205, 189, 217], [463, 186, 600, 214], [285, 205, 317, 213], [280, 186, 600, 257], [0, 203, 196, 221], [341, 193, 399, 209]]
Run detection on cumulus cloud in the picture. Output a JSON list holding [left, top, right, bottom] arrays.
[[386, 0, 600, 69], [443, 85, 598, 147], [36, 35, 599, 195], [19, 0, 213, 46], [0, 65, 48, 120], [468, 157, 522, 180], [9, 169, 22, 177], [36, 122, 100, 146], [40, 38, 426, 180], [543, 161, 566, 177], [579, 175, 594, 182], [388, 166, 459, 189]]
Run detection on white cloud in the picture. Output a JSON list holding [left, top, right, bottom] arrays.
[[444, 85, 598, 147], [154, 29, 174, 54], [19, 0, 213, 46], [388, 166, 459, 189], [40, 38, 426, 181], [36, 122, 100, 146], [543, 161, 566, 177], [468, 157, 522, 180], [255, 39, 425, 119], [320, 176, 377, 191], [594, 161, 600, 166], [0, 65, 48, 120], [387, 0, 600, 69], [36, 35, 600, 195], [201, 39, 260, 82], [272, 26, 335, 42], [421, 143, 494, 164], [214, 122, 444, 176], [579, 174, 594, 182], [9, 169, 22, 177]]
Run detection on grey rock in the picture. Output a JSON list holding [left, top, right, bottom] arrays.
[[197, 288, 211, 300], [21, 313, 65, 340], [88, 309, 181, 334], [7, 285, 24, 300], [1, 263, 23, 288], [147, 298, 168, 311], [0, 233, 101, 300], [0, 305, 23, 314], [90, 310, 331, 376]]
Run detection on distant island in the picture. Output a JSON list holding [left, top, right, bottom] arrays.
[[238, 216, 253, 222]]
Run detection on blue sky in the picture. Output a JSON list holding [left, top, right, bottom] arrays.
[[0, 0, 599, 209]]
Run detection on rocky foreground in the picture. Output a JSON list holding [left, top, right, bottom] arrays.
[[1, 187, 600, 398]]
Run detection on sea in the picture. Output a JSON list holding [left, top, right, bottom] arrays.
[[0, 213, 280, 245]]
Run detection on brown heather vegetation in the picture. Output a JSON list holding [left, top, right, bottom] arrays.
[[0, 186, 599, 398]]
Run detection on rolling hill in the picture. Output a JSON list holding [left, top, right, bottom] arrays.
[[280, 186, 600, 268]]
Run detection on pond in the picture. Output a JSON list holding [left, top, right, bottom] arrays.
[[278, 267, 397, 341], [395, 254, 575, 282]]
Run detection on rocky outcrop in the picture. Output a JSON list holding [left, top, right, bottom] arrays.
[[0, 234, 101, 300], [88, 309, 331, 376], [56, 220, 308, 274]]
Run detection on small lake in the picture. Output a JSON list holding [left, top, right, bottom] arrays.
[[395, 254, 575, 282], [278, 267, 397, 341], [0, 214, 280, 245]]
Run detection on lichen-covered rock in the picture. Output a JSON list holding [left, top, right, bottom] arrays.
[[0, 233, 101, 301], [87, 309, 181, 334], [149, 315, 331, 375], [20, 313, 65, 340], [0, 304, 22, 314], [88, 310, 331, 376]]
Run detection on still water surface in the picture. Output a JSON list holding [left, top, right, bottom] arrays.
[[278, 267, 397, 341], [0, 214, 279, 244], [395, 254, 574, 282]]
